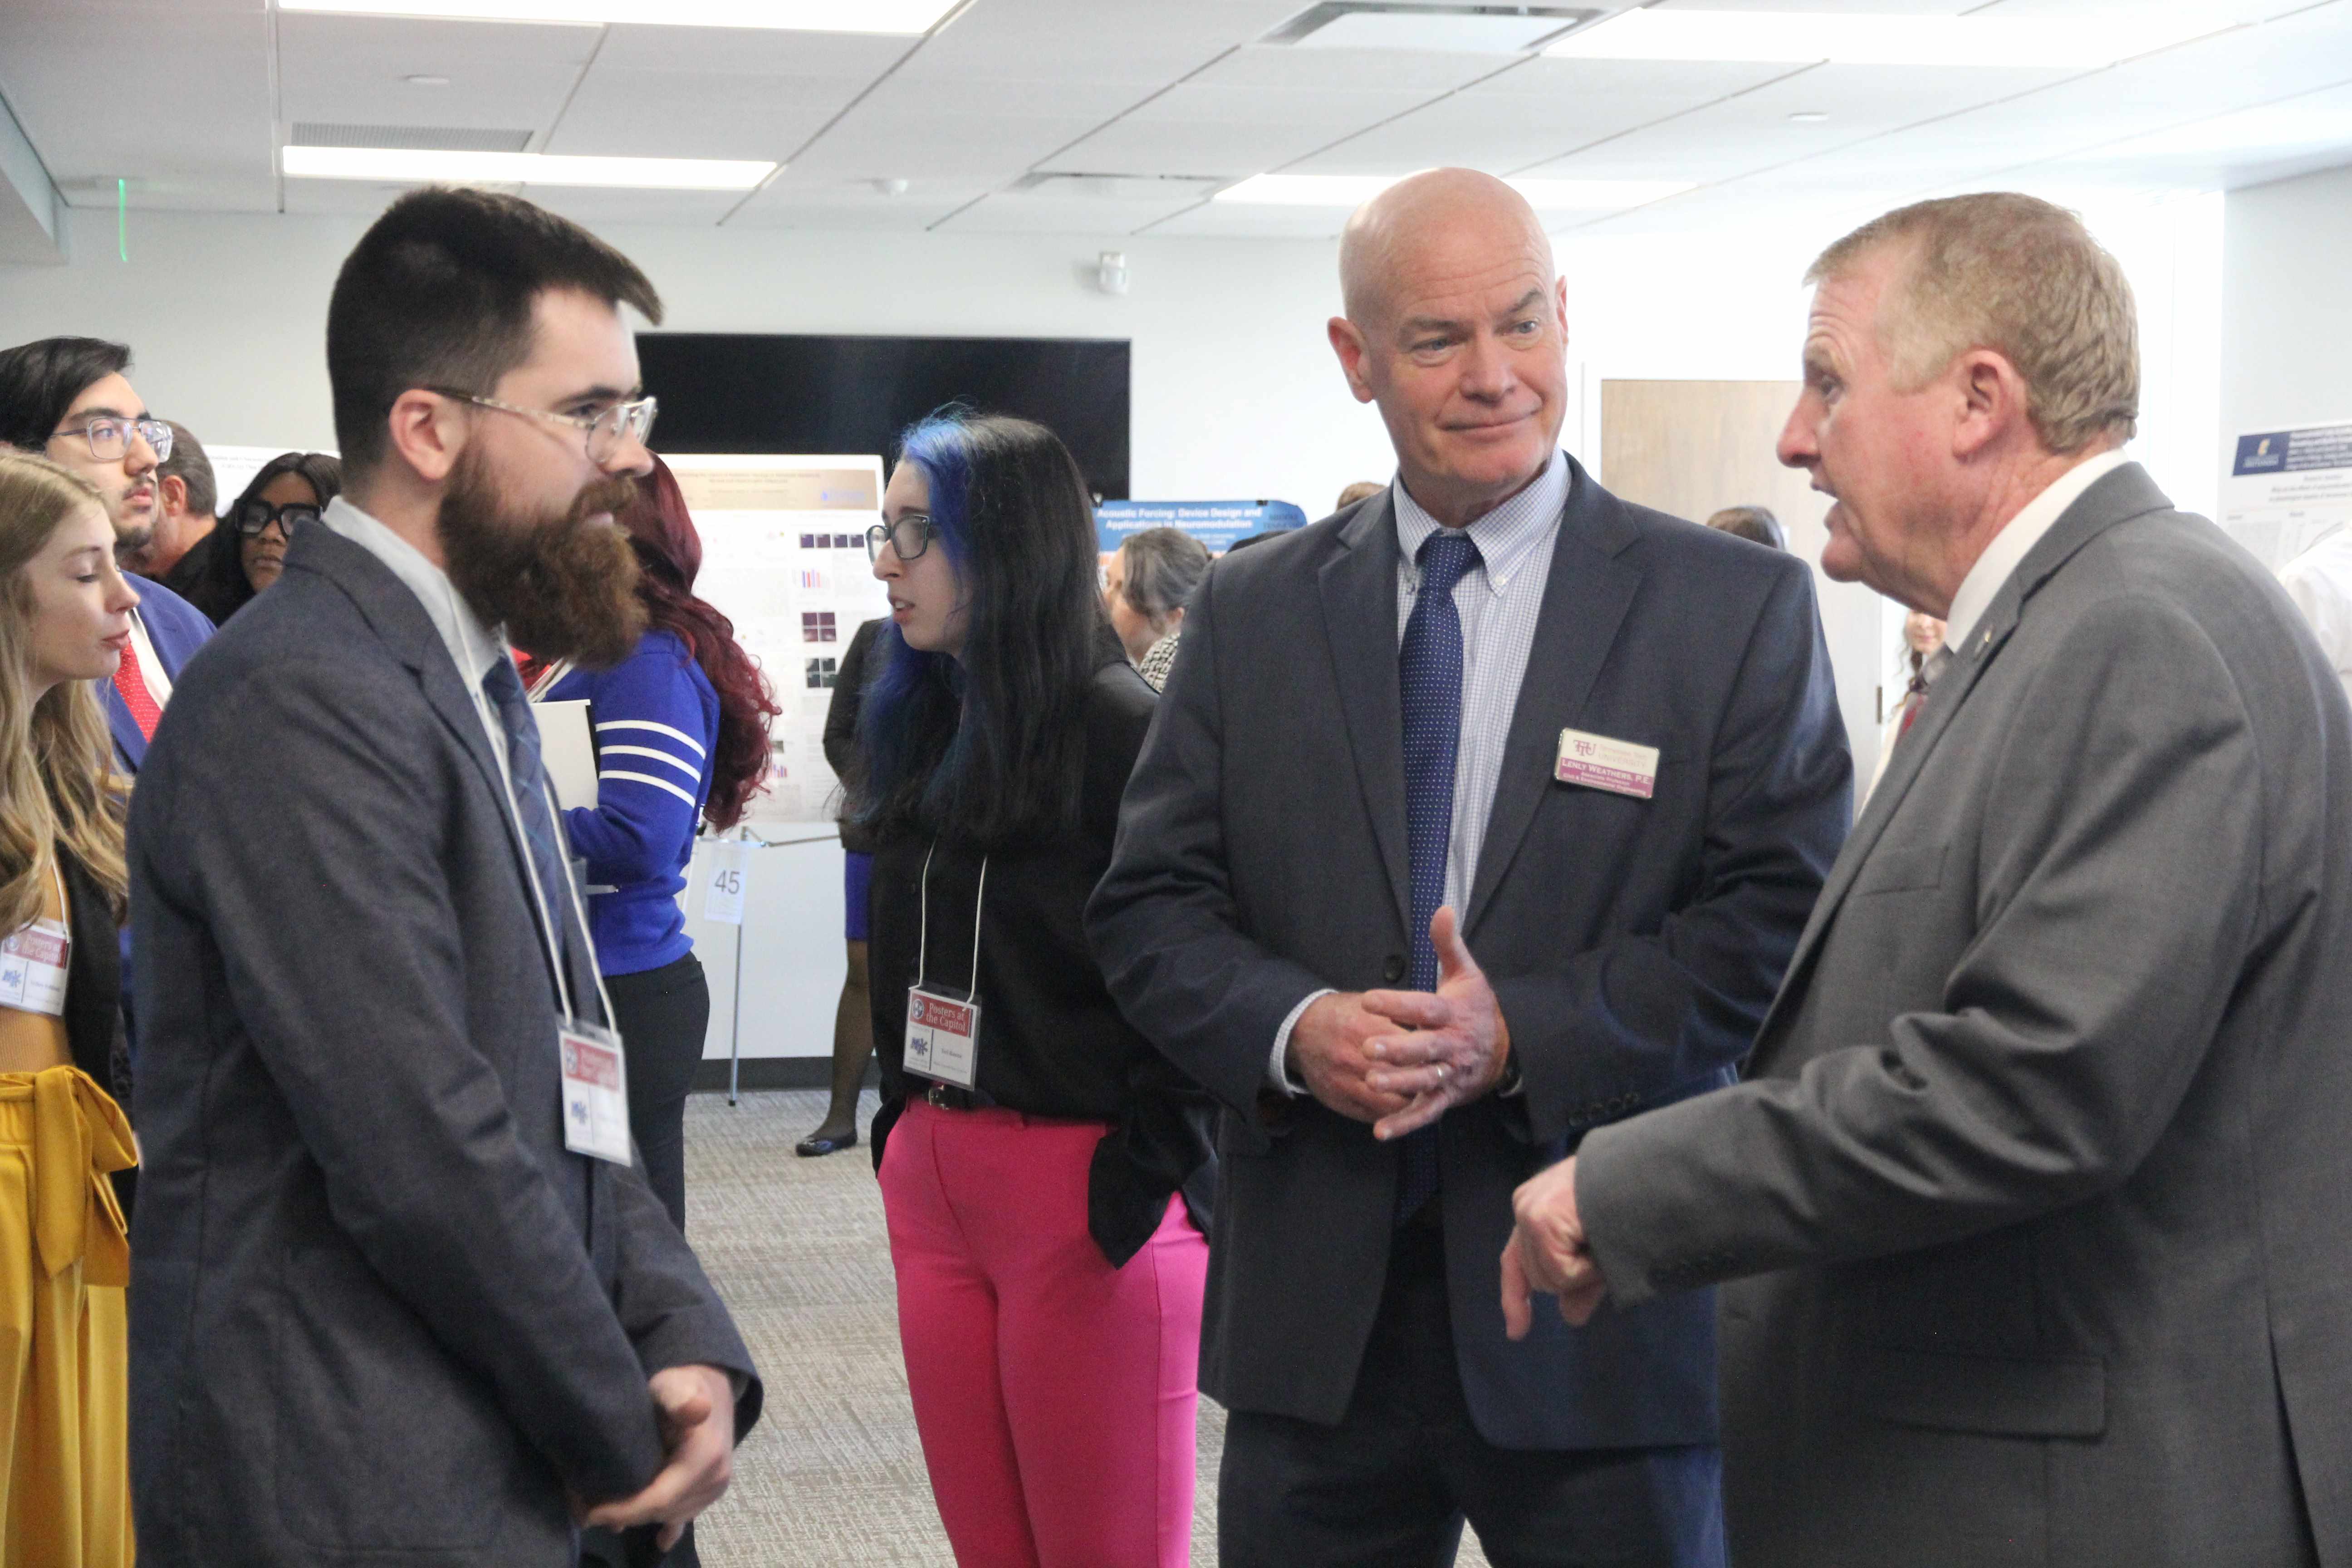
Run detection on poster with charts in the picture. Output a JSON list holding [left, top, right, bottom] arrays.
[[2222, 421, 2352, 573], [666, 456, 890, 829]]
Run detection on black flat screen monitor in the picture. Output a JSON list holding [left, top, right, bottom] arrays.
[[637, 332, 1132, 500]]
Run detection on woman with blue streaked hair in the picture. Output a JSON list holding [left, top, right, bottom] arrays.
[[857, 410, 1215, 1568]]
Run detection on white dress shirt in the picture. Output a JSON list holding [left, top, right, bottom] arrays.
[[1943, 448, 2129, 655]]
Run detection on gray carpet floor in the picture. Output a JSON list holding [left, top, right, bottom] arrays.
[[681, 1088, 1491, 1567]]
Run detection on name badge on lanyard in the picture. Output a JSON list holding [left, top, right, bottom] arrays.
[[0, 860, 71, 1019], [561, 1019, 632, 1163], [903, 843, 986, 1091], [0, 920, 69, 1018]]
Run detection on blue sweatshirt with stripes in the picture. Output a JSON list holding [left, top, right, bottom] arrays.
[[548, 630, 720, 976]]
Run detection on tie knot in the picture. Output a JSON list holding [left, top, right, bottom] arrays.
[[1417, 529, 1479, 598], [481, 653, 526, 706]]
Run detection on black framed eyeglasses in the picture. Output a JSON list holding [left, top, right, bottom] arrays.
[[50, 416, 172, 463], [866, 514, 938, 563], [233, 500, 323, 538], [424, 387, 658, 465]]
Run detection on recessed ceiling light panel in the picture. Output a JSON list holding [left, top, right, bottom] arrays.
[[1265, 3, 1602, 55], [282, 146, 775, 190], [278, 0, 960, 34]]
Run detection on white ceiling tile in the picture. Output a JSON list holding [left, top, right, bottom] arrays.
[[0, 2, 274, 203], [542, 68, 854, 160], [591, 23, 908, 76], [277, 12, 597, 134], [891, 0, 1303, 85], [1287, 56, 1797, 176], [934, 190, 1210, 234], [1516, 62, 2078, 183]]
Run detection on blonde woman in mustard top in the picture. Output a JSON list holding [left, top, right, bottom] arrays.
[[0, 452, 141, 1568]]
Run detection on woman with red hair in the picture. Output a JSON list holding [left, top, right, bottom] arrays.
[[533, 456, 778, 1239]]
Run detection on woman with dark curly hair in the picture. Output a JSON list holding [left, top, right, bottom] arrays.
[[529, 454, 778, 1243], [167, 450, 341, 625]]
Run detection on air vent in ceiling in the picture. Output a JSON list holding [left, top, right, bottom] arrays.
[[289, 122, 533, 152], [1008, 172, 1228, 201], [1264, 3, 1603, 54]]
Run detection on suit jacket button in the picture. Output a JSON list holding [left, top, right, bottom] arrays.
[[1382, 954, 1406, 983]]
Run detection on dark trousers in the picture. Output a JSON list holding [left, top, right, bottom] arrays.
[[606, 953, 710, 1233], [1218, 1220, 1725, 1568]]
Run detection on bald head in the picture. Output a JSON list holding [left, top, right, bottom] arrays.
[[1325, 167, 1571, 529], [1339, 168, 1556, 331]]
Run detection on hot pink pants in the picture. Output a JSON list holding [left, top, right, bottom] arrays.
[[880, 1098, 1209, 1568]]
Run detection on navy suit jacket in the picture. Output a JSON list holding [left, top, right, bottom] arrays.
[[107, 575, 214, 773], [1088, 457, 1852, 1451]]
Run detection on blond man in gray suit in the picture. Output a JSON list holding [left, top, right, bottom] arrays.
[[1504, 192, 2352, 1567]]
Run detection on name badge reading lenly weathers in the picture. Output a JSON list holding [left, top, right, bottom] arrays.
[[1556, 728, 1661, 800], [0, 919, 69, 1018], [560, 1019, 633, 1165], [904, 985, 980, 1089]]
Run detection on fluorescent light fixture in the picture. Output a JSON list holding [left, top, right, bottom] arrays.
[[277, 0, 960, 33], [1215, 173, 1692, 209], [1268, 4, 1601, 54], [282, 145, 775, 189], [1544, 9, 2215, 69]]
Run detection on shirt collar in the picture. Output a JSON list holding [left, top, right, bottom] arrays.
[[1944, 448, 2129, 652], [321, 495, 506, 684], [1391, 449, 1568, 593]]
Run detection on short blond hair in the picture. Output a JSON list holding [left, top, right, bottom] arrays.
[[1809, 192, 2138, 454]]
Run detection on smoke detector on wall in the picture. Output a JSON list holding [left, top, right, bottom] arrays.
[[1263, 3, 1606, 54]]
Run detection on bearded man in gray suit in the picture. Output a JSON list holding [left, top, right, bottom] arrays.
[[1504, 192, 2352, 1567]]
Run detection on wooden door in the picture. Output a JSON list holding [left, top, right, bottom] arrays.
[[1600, 378, 1892, 777]]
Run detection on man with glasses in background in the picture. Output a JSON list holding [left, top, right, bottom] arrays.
[[124, 187, 756, 1568], [0, 338, 216, 773]]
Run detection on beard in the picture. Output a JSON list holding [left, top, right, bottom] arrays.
[[437, 447, 646, 668]]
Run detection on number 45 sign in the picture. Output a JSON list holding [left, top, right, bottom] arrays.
[[703, 841, 753, 925]]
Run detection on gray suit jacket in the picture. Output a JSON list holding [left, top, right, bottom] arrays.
[[1088, 463, 1852, 1450], [1576, 463, 2352, 1567], [127, 525, 761, 1567]]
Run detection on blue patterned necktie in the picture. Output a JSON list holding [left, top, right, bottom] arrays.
[[480, 655, 575, 986], [1395, 529, 1478, 1225]]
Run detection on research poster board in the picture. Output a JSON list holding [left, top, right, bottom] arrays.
[[2222, 421, 2352, 572], [667, 455, 890, 828]]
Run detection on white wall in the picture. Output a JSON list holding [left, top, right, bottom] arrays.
[[2221, 163, 2352, 470], [3, 193, 2222, 524]]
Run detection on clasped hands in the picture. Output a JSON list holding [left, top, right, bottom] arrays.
[[575, 1363, 738, 1551], [1286, 906, 1509, 1141]]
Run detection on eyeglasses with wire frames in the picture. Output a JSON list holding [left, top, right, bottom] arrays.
[[424, 387, 658, 465], [866, 513, 938, 564], [49, 416, 173, 464], [232, 499, 323, 538]]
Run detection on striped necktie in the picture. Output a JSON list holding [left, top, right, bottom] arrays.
[[479, 655, 574, 980]]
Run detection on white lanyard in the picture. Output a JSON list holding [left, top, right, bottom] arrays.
[[914, 838, 988, 999]]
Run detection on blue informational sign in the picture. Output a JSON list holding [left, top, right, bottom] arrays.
[[1095, 499, 1309, 554]]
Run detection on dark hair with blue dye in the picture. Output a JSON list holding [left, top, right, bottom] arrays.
[[853, 410, 1112, 847]]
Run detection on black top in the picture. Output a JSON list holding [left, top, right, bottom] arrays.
[[58, 842, 135, 1216], [867, 657, 1216, 1266], [824, 617, 885, 856]]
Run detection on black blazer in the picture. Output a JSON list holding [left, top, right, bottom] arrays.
[[1088, 460, 1853, 1451], [57, 843, 127, 1100], [127, 524, 761, 1568]]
